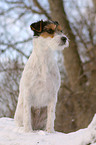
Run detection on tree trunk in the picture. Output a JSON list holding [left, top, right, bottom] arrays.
[[48, 0, 88, 132], [48, 0, 86, 91], [93, 0, 96, 7]]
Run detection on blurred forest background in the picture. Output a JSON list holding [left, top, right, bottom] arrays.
[[0, 0, 96, 133]]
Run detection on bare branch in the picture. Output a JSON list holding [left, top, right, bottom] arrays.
[[12, 12, 26, 23], [0, 68, 23, 73], [13, 38, 32, 45], [33, 0, 51, 19], [0, 5, 43, 16], [4, 0, 23, 5], [61, 84, 73, 94], [0, 6, 21, 15], [22, 3, 43, 14], [71, 23, 88, 49], [0, 42, 29, 58], [0, 0, 44, 17]]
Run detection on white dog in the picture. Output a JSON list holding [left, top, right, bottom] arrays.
[[14, 20, 69, 132]]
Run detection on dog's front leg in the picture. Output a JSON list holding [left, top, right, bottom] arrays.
[[23, 96, 32, 132], [46, 98, 56, 133]]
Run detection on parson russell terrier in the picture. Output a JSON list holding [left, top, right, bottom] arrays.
[[14, 20, 69, 132]]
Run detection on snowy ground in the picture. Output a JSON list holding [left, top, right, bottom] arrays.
[[0, 115, 96, 145]]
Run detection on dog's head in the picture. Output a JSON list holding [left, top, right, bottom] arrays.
[[30, 20, 69, 51]]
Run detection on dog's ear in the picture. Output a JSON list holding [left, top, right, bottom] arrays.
[[54, 21, 59, 25], [30, 20, 43, 33]]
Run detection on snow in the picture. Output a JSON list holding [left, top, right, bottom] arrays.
[[0, 115, 96, 145]]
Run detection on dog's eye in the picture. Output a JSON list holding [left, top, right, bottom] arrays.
[[47, 29, 54, 34]]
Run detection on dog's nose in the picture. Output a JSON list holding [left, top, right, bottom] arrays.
[[61, 37, 67, 43]]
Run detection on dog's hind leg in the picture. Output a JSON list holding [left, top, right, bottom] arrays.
[[23, 92, 32, 132], [14, 93, 23, 127], [46, 98, 57, 133]]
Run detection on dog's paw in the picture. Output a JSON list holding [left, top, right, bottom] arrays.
[[24, 127, 32, 132], [46, 128, 55, 133]]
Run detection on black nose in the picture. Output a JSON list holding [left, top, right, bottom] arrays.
[[61, 37, 67, 43]]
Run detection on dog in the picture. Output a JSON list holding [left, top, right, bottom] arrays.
[[14, 20, 69, 133]]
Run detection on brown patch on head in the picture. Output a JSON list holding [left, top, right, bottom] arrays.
[[40, 32, 54, 38], [30, 20, 63, 37], [40, 23, 63, 38], [57, 25, 62, 31], [45, 23, 56, 31], [40, 23, 57, 38]]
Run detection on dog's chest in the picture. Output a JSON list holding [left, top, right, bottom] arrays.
[[32, 58, 60, 107], [42, 59, 60, 89], [31, 54, 61, 93], [20, 51, 61, 107], [25, 51, 60, 88]]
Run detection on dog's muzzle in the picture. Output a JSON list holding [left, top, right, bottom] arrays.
[[61, 36, 67, 44], [59, 36, 68, 46]]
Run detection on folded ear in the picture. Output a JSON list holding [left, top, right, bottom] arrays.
[[30, 20, 43, 32], [54, 21, 59, 25]]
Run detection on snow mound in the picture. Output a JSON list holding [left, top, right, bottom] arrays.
[[0, 115, 96, 145]]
